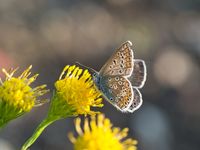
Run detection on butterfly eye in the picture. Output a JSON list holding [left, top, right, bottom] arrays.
[[110, 97, 113, 101], [93, 73, 96, 77]]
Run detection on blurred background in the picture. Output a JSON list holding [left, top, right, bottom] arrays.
[[0, 0, 200, 150]]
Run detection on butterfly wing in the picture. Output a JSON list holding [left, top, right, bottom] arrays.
[[99, 41, 134, 77], [99, 76, 133, 111], [127, 88, 143, 112], [96, 41, 145, 112], [128, 59, 147, 88]]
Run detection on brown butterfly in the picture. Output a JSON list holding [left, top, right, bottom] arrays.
[[80, 41, 146, 112]]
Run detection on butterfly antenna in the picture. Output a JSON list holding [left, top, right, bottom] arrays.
[[75, 62, 97, 74]]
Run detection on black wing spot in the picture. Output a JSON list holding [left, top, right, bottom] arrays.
[[113, 60, 117, 65], [115, 77, 119, 81], [119, 70, 123, 74]]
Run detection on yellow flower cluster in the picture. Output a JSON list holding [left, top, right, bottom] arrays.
[[54, 65, 103, 116], [0, 66, 48, 112], [0, 66, 49, 128], [69, 114, 137, 150]]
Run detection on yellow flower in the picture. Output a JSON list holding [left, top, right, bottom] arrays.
[[69, 114, 137, 150], [21, 65, 103, 150], [52, 65, 103, 117], [0, 65, 49, 127]]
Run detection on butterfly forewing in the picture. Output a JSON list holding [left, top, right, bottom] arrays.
[[100, 76, 133, 111], [99, 41, 134, 77], [128, 59, 147, 88]]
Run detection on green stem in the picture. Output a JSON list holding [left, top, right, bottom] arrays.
[[21, 117, 57, 150]]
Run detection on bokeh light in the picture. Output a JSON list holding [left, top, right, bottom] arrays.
[[153, 47, 193, 87]]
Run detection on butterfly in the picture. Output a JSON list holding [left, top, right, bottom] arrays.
[[78, 41, 146, 113]]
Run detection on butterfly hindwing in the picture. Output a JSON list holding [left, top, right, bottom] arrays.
[[127, 88, 142, 113], [128, 59, 147, 88], [99, 75, 133, 111], [100, 41, 134, 77]]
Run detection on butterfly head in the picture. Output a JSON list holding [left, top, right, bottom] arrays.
[[75, 62, 100, 86], [92, 71, 100, 86]]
